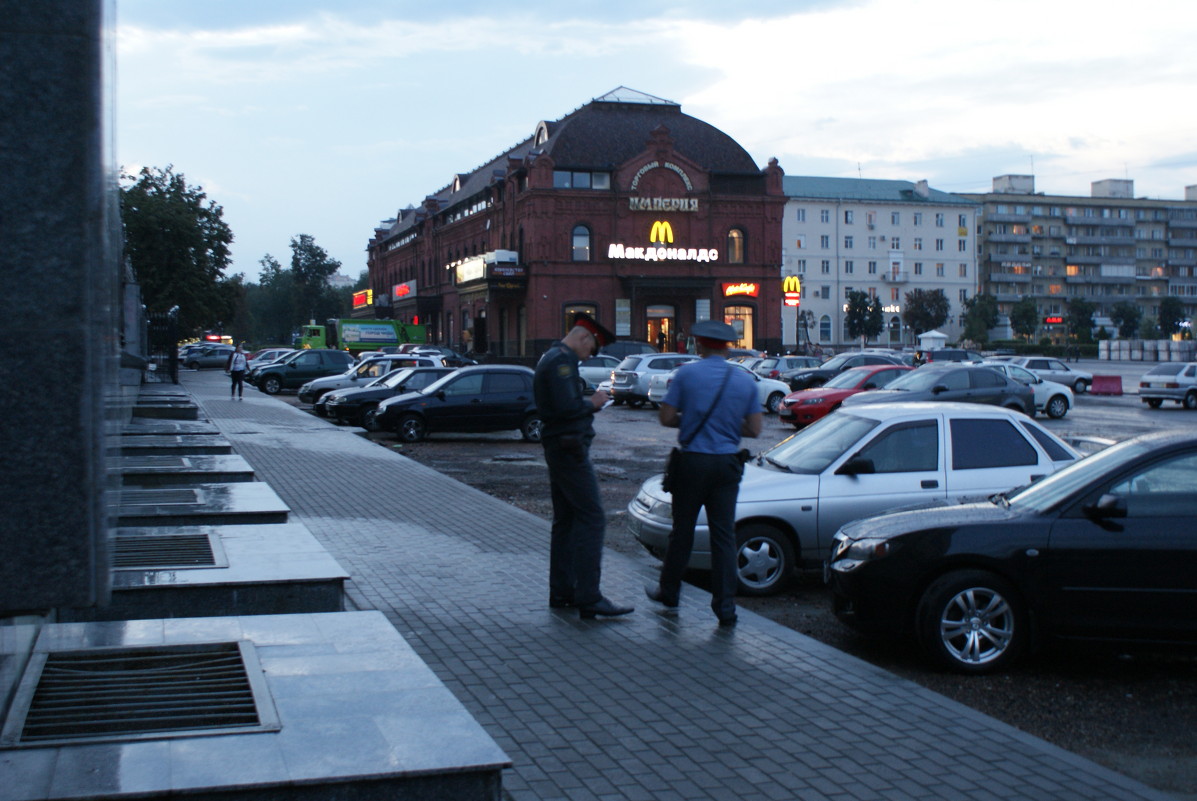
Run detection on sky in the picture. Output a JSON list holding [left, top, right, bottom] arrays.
[[116, 0, 1197, 283]]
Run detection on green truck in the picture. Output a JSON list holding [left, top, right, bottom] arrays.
[[300, 319, 427, 356]]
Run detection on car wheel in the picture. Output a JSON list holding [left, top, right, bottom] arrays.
[[312, 402, 328, 417], [1045, 394, 1069, 419], [735, 524, 794, 596], [649, 401, 660, 410], [186, 361, 199, 370], [766, 391, 785, 414], [521, 414, 543, 443], [1185, 391, 1197, 411], [627, 398, 645, 408], [1074, 378, 1088, 394], [397, 414, 427, 442], [262, 376, 282, 395], [360, 404, 380, 432], [1145, 398, 1163, 409], [916, 570, 1027, 674]]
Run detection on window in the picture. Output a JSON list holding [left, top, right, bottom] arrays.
[[571, 225, 591, 262], [959, 263, 968, 277], [891, 237, 901, 249], [959, 288, 968, 302], [868, 261, 878, 274], [442, 373, 485, 397], [935, 239, 945, 251], [722, 305, 754, 349], [844, 210, 855, 224], [844, 236, 854, 249], [913, 238, 923, 251], [936, 263, 945, 277], [795, 208, 806, 222], [891, 212, 900, 225], [914, 262, 923, 275], [958, 240, 968, 252], [914, 213, 923, 226], [820, 209, 831, 223], [819, 286, 830, 299], [726, 228, 746, 263], [821, 260, 831, 274], [958, 214, 968, 228], [795, 235, 806, 249], [859, 420, 938, 473], [820, 235, 830, 249], [553, 171, 610, 189], [950, 419, 1037, 469], [868, 236, 877, 249], [935, 213, 945, 227], [796, 259, 806, 273], [845, 260, 854, 274], [819, 315, 832, 340]]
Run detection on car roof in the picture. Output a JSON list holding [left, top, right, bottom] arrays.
[[836, 400, 1028, 420], [453, 364, 533, 374]]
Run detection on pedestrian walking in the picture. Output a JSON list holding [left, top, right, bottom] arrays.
[[646, 320, 762, 626], [225, 342, 248, 399], [533, 314, 633, 620]]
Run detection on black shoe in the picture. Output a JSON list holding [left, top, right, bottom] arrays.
[[718, 614, 738, 628], [644, 584, 678, 608], [579, 597, 634, 619], [548, 595, 576, 609]]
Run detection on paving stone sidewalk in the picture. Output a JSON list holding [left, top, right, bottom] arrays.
[[182, 371, 1173, 801]]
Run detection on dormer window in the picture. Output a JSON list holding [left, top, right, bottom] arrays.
[[534, 121, 550, 145]]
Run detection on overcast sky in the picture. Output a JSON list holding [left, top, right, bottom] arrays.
[[116, 0, 1197, 282]]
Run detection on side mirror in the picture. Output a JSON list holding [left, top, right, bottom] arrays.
[[1083, 493, 1127, 521], [836, 456, 875, 476], [931, 384, 949, 394], [862, 382, 877, 390]]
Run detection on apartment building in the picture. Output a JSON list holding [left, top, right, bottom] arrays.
[[962, 175, 1197, 340], [781, 177, 979, 351]]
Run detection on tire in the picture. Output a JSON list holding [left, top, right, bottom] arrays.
[[1145, 398, 1163, 409], [1185, 391, 1197, 411], [186, 361, 199, 370], [1045, 394, 1069, 419], [520, 414, 543, 443], [916, 570, 1027, 674], [360, 404, 380, 432], [735, 524, 795, 596], [261, 375, 282, 395], [397, 414, 427, 442], [627, 398, 645, 409], [766, 391, 785, 414], [1074, 378, 1088, 394]]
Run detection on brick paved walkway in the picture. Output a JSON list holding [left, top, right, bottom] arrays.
[[182, 371, 1172, 801]]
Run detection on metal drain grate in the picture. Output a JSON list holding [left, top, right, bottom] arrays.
[[112, 533, 226, 570], [1, 642, 280, 747], [121, 488, 199, 505]]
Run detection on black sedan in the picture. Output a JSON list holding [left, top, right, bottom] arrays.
[[323, 366, 454, 430], [840, 363, 1035, 417], [827, 430, 1197, 673], [780, 352, 904, 391], [374, 364, 542, 442]]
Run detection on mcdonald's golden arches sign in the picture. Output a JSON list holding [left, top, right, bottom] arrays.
[[782, 275, 801, 307], [649, 220, 674, 245]]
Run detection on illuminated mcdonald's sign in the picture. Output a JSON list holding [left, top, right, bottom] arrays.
[[782, 275, 802, 307], [352, 289, 374, 308], [649, 220, 674, 245], [723, 282, 759, 298]]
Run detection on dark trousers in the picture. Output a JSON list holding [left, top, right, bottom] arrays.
[[659, 451, 743, 619], [542, 436, 605, 606], [230, 370, 245, 397]]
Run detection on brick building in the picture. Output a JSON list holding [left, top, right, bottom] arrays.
[[367, 88, 786, 359]]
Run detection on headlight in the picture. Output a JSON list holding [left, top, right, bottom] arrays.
[[831, 535, 893, 567], [799, 397, 826, 405]]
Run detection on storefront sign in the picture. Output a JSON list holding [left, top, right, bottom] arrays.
[[393, 281, 417, 299], [455, 256, 486, 284], [650, 220, 673, 245], [608, 220, 717, 262], [629, 160, 694, 191], [352, 289, 373, 308], [782, 275, 801, 307], [1043, 316, 1064, 324], [723, 282, 759, 298], [629, 197, 699, 212]]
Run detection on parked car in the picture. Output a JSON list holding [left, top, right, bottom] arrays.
[[840, 363, 1035, 417], [753, 355, 821, 379], [979, 361, 1073, 419], [374, 364, 542, 442], [827, 430, 1197, 673], [248, 349, 356, 395], [627, 402, 1079, 595], [406, 345, 476, 367], [647, 361, 791, 414], [778, 364, 912, 428], [177, 343, 205, 363], [323, 366, 455, 430], [297, 354, 444, 408], [600, 340, 657, 360], [610, 353, 701, 407], [246, 347, 295, 372], [1138, 361, 1197, 409], [779, 351, 905, 391], [182, 344, 234, 370], [1005, 356, 1092, 393], [924, 348, 984, 364], [576, 354, 621, 394]]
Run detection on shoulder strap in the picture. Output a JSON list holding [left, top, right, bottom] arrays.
[[680, 363, 733, 448]]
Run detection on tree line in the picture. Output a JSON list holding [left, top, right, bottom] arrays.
[[120, 165, 364, 347]]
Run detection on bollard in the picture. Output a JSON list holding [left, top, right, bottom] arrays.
[[1089, 375, 1123, 396]]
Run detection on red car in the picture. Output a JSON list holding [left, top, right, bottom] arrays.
[[778, 364, 912, 428]]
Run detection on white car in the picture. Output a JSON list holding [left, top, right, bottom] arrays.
[[647, 361, 790, 414], [246, 347, 295, 372], [610, 353, 701, 406], [577, 354, 621, 393], [627, 402, 1080, 595], [297, 354, 443, 407], [1005, 356, 1092, 394], [978, 361, 1073, 419]]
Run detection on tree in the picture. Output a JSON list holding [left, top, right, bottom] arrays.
[[901, 288, 950, 340], [962, 293, 999, 344], [1009, 297, 1039, 341], [121, 166, 235, 336], [844, 291, 883, 345], [290, 234, 341, 324], [1065, 297, 1096, 343], [1139, 315, 1160, 340], [1109, 301, 1142, 339], [1158, 296, 1187, 337]]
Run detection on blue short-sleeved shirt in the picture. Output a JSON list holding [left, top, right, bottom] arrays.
[[662, 357, 758, 454]]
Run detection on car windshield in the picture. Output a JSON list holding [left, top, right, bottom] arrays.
[[884, 368, 954, 391], [818, 354, 853, 371], [759, 412, 881, 474], [617, 357, 644, 370], [1005, 437, 1156, 514], [378, 368, 415, 388], [822, 368, 871, 389], [273, 350, 304, 365]]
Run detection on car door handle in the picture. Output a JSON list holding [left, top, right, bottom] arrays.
[[921, 479, 938, 489]]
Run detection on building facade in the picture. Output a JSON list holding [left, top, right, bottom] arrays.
[[367, 88, 786, 359], [781, 177, 979, 351], [963, 175, 1197, 340]]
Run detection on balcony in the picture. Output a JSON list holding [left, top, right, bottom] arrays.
[[1065, 273, 1134, 284], [985, 233, 1032, 244], [987, 271, 1032, 283], [983, 212, 1032, 223], [1069, 234, 1135, 246], [1168, 237, 1197, 248], [881, 271, 911, 283]]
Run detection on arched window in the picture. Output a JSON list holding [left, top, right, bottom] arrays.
[[571, 225, 591, 262], [726, 228, 746, 264], [819, 315, 832, 342]]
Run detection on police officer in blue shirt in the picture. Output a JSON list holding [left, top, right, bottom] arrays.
[[646, 320, 762, 625], [534, 314, 633, 620]]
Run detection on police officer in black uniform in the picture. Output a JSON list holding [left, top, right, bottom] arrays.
[[533, 314, 633, 620]]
